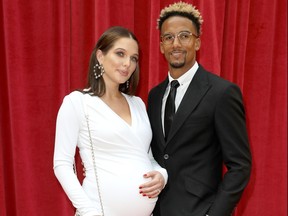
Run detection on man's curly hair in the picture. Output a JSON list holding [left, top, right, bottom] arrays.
[[157, 1, 204, 36]]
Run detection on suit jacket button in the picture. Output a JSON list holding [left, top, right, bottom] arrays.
[[163, 154, 169, 159]]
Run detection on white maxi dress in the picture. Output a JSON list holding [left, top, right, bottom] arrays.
[[53, 91, 168, 216]]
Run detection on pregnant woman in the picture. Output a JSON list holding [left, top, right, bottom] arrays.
[[53, 26, 168, 216]]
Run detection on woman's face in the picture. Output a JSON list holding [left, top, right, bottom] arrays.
[[97, 37, 139, 86]]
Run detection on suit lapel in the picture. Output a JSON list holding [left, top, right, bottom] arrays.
[[166, 68, 211, 144]]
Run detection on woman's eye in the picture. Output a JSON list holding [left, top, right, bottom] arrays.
[[131, 56, 138, 63], [116, 51, 124, 57]]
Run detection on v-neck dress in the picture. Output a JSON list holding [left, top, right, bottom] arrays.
[[53, 91, 168, 216]]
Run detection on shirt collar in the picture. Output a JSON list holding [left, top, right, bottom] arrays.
[[168, 61, 199, 86]]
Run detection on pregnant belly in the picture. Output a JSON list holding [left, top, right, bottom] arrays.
[[84, 159, 157, 216]]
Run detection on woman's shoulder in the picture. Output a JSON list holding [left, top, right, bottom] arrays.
[[124, 94, 143, 103], [65, 90, 86, 100], [124, 94, 146, 110], [61, 90, 87, 109]]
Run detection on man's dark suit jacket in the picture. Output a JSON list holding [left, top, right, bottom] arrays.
[[147, 65, 252, 216]]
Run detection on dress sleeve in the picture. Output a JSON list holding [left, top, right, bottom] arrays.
[[53, 93, 100, 216], [148, 148, 168, 187], [134, 95, 168, 186]]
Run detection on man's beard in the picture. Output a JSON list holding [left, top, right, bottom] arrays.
[[169, 51, 186, 68], [170, 61, 185, 69]]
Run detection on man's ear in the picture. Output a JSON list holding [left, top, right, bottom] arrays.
[[160, 43, 165, 54], [195, 38, 201, 51]]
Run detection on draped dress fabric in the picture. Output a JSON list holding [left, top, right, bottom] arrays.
[[53, 91, 167, 216]]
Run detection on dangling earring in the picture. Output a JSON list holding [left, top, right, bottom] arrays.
[[94, 63, 105, 79], [126, 80, 130, 89]]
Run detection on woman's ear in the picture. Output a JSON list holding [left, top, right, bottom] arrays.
[[96, 49, 103, 63]]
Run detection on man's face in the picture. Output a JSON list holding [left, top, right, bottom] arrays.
[[160, 16, 201, 76]]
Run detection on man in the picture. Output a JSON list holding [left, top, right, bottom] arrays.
[[147, 2, 252, 216]]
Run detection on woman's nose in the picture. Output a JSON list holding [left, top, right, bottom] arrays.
[[123, 57, 131, 67]]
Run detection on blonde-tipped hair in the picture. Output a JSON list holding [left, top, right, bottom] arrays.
[[157, 1, 204, 35]]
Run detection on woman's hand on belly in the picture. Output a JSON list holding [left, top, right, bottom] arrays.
[[138, 171, 165, 198]]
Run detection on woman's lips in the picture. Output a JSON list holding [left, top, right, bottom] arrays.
[[119, 70, 129, 76]]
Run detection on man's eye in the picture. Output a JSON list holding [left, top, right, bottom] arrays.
[[180, 33, 189, 39], [165, 35, 174, 41]]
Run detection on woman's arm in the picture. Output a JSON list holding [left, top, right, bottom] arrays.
[[53, 94, 100, 216]]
